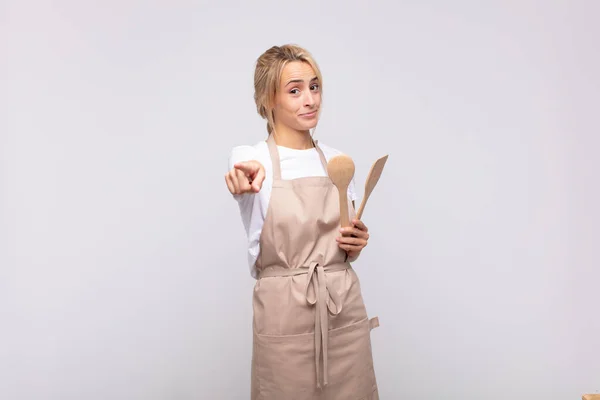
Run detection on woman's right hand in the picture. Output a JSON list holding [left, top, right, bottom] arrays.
[[225, 160, 265, 195]]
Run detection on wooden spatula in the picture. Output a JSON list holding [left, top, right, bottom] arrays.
[[356, 154, 388, 220], [327, 155, 355, 228]]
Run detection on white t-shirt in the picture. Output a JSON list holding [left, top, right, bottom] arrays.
[[228, 140, 357, 279]]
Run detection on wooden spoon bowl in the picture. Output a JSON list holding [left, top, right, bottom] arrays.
[[327, 155, 355, 228]]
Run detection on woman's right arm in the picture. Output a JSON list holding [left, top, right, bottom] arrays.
[[226, 146, 266, 235]]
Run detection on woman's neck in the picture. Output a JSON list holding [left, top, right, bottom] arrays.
[[272, 125, 314, 149]]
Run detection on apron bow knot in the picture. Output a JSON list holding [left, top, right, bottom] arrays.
[[257, 261, 351, 389]]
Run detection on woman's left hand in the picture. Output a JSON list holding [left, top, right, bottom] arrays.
[[336, 219, 369, 259]]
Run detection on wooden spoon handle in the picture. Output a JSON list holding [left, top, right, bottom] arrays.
[[339, 187, 350, 227]]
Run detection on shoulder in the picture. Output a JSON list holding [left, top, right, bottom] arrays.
[[316, 141, 349, 161], [229, 140, 268, 160], [228, 140, 270, 170]]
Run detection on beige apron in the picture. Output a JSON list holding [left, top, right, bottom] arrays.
[[250, 134, 379, 400]]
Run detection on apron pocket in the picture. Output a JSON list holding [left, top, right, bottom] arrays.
[[253, 317, 377, 400], [254, 330, 317, 399], [326, 317, 378, 398]]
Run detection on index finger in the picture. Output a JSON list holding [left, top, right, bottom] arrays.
[[234, 162, 257, 176]]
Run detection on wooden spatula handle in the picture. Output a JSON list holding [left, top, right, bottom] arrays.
[[356, 195, 368, 220]]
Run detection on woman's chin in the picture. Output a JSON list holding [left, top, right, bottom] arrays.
[[297, 120, 319, 132]]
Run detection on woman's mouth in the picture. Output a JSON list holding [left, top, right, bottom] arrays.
[[299, 110, 318, 118]]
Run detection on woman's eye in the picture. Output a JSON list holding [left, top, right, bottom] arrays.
[[290, 88, 300, 95], [311, 84, 320, 91]]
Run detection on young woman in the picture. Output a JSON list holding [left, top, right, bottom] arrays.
[[225, 44, 379, 399]]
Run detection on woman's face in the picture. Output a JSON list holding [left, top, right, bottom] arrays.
[[273, 61, 321, 132]]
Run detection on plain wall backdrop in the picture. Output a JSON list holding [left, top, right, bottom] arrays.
[[1, 1, 599, 399]]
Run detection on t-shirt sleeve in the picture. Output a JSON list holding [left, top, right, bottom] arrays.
[[228, 145, 258, 171]]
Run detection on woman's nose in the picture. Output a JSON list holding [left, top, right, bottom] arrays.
[[304, 92, 315, 107]]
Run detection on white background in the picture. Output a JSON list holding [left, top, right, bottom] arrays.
[[1, 1, 599, 399]]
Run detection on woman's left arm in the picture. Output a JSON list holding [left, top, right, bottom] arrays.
[[336, 203, 369, 261]]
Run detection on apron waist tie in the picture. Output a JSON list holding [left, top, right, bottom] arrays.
[[258, 261, 351, 389]]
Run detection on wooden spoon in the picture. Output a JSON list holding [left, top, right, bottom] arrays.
[[356, 154, 388, 220], [327, 155, 355, 228]]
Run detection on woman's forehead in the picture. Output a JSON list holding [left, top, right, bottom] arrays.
[[280, 61, 317, 85]]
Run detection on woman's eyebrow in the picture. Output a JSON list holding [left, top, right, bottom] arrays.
[[285, 76, 319, 87]]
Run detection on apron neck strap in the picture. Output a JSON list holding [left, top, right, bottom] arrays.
[[266, 133, 329, 180], [314, 140, 329, 171], [266, 134, 282, 180]]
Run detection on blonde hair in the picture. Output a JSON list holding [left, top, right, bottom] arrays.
[[253, 44, 323, 135]]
